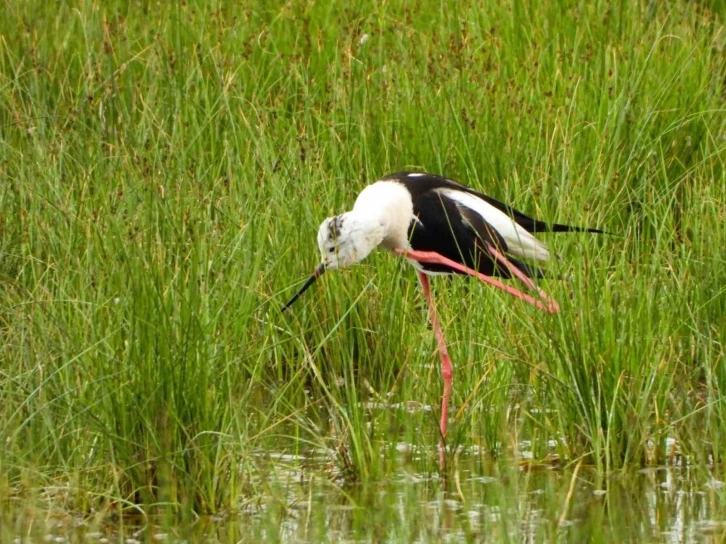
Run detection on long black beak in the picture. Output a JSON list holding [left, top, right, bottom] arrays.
[[281, 263, 327, 312]]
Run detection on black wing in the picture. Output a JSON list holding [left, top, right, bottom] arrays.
[[406, 188, 545, 279], [383, 171, 603, 234]]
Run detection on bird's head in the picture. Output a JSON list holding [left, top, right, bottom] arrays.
[[316, 213, 378, 270], [282, 211, 384, 311]]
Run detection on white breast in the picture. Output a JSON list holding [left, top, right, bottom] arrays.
[[437, 188, 551, 261], [353, 181, 414, 251]]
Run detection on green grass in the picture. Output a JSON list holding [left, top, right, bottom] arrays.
[[1, 0, 725, 534]]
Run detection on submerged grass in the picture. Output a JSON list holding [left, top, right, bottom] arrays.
[[0, 0, 725, 527]]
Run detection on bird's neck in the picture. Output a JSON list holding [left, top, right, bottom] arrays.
[[342, 210, 386, 259]]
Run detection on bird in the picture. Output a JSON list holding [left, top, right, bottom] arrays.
[[282, 171, 602, 467]]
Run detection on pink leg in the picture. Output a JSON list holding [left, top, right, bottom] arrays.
[[485, 243, 560, 313], [395, 249, 559, 314], [417, 271, 451, 469]]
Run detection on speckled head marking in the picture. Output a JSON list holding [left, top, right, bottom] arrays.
[[327, 215, 344, 240]]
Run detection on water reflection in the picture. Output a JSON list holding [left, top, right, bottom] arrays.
[[6, 448, 726, 542]]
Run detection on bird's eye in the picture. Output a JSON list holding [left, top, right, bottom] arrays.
[[328, 246, 335, 253]]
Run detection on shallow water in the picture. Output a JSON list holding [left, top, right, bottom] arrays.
[[7, 446, 726, 543]]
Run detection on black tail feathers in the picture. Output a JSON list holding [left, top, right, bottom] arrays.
[[547, 222, 606, 234]]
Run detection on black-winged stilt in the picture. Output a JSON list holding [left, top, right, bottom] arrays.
[[282, 171, 602, 467]]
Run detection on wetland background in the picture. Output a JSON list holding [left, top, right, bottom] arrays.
[[1, 0, 725, 540]]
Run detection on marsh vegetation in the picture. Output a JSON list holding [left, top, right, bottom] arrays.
[[1, 0, 724, 540]]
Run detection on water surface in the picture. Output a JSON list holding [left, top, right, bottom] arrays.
[[8, 446, 726, 543]]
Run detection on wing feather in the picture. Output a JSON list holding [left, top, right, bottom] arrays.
[[437, 188, 551, 261]]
